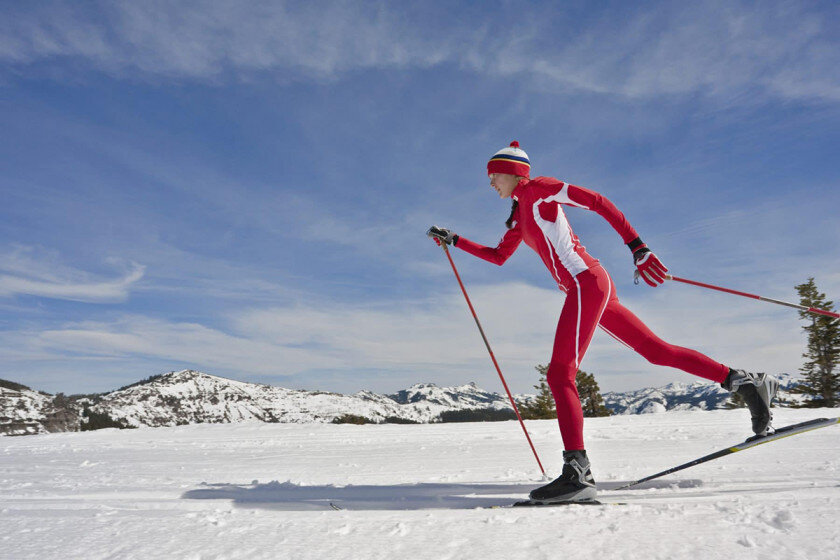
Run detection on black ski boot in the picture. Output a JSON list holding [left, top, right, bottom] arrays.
[[528, 450, 597, 503], [722, 369, 779, 437]]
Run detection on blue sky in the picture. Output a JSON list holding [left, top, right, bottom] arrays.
[[2, 0, 839, 396]]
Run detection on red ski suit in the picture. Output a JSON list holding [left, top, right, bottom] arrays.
[[456, 177, 728, 451]]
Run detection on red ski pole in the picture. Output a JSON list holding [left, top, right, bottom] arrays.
[[666, 275, 840, 319], [438, 242, 547, 477]]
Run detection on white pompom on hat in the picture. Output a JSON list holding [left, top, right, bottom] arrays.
[[487, 140, 530, 178]]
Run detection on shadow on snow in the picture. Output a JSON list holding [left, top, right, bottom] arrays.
[[181, 479, 701, 511]]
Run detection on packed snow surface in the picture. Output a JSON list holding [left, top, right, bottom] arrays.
[[2, 408, 839, 559]]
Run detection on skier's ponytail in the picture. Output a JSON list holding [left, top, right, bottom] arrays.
[[505, 200, 518, 229]]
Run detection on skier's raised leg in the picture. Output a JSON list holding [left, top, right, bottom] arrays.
[[598, 295, 779, 435]]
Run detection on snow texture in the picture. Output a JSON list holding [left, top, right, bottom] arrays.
[[2, 407, 838, 559]]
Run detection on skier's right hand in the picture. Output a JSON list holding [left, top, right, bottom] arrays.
[[633, 247, 668, 287], [628, 237, 668, 287], [426, 225, 459, 246]]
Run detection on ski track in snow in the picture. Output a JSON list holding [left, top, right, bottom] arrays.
[[2, 408, 839, 559]]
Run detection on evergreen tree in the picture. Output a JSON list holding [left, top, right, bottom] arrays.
[[81, 408, 129, 431], [576, 369, 612, 417], [520, 365, 556, 419], [437, 408, 517, 423], [793, 278, 840, 407], [519, 365, 611, 419], [331, 414, 372, 424]]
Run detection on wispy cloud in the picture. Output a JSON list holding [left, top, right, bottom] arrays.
[[21, 283, 560, 380], [0, 246, 145, 303], [507, 2, 840, 101], [0, 0, 449, 80], [2, 1, 838, 102], [3, 279, 807, 394]]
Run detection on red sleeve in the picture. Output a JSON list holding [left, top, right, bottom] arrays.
[[562, 184, 639, 244], [456, 225, 522, 266]]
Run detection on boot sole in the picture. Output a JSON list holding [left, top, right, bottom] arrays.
[[751, 374, 780, 435], [517, 499, 602, 507], [529, 486, 598, 503]]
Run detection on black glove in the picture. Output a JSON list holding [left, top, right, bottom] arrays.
[[426, 225, 459, 246]]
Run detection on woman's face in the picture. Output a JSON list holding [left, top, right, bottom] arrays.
[[489, 173, 520, 198]]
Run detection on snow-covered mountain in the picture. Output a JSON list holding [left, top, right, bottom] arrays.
[[388, 382, 513, 409], [0, 370, 520, 435], [83, 370, 406, 427], [0, 380, 81, 436], [0, 369, 806, 436], [602, 373, 803, 414], [88, 371, 522, 428]]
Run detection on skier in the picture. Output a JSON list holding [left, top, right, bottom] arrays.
[[427, 141, 779, 504]]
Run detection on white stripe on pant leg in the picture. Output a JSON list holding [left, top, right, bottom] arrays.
[[595, 275, 612, 326], [573, 275, 582, 368], [599, 324, 634, 350], [598, 276, 635, 351], [575, 272, 611, 369]]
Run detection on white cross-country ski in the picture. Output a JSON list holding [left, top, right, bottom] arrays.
[[611, 416, 840, 492], [506, 499, 626, 508]]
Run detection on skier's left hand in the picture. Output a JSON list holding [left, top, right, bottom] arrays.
[[426, 225, 459, 246], [633, 247, 668, 287]]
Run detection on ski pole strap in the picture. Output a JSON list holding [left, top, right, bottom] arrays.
[[666, 275, 840, 319]]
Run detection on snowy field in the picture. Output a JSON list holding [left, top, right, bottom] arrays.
[[2, 408, 839, 560]]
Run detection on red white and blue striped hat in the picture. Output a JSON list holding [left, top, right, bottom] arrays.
[[487, 141, 530, 178]]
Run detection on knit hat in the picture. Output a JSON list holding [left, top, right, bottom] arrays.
[[487, 141, 530, 178]]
